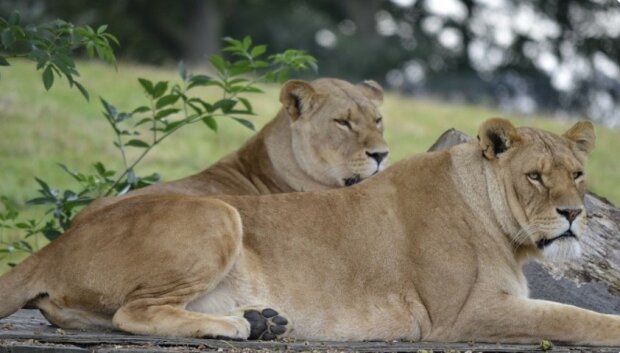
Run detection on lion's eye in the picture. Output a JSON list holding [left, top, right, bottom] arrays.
[[375, 117, 382, 125], [573, 171, 584, 180], [527, 172, 542, 182], [334, 119, 352, 130]]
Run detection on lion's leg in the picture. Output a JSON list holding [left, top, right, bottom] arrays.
[[455, 296, 620, 345], [112, 302, 291, 340], [108, 197, 254, 339], [35, 295, 114, 330], [113, 302, 250, 339]]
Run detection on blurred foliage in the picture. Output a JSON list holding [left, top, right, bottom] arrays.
[[2, 0, 617, 124], [0, 10, 118, 99]]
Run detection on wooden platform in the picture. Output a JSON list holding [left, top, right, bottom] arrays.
[[1, 310, 618, 352]]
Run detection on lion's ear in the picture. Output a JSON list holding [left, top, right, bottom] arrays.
[[280, 80, 317, 121], [563, 120, 595, 155], [477, 118, 521, 160], [358, 80, 384, 106]]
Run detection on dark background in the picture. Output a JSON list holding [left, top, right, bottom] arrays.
[[3, 0, 619, 126]]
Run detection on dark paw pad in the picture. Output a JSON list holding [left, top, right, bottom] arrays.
[[243, 308, 289, 340]]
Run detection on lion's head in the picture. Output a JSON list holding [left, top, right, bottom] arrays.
[[478, 118, 596, 261], [279, 78, 389, 187]]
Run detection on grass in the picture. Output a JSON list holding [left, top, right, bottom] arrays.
[[0, 59, 619, 270]]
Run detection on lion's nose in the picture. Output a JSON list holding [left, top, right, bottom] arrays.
[[366, 150, 389, 164], [556, 208, 582, 223]]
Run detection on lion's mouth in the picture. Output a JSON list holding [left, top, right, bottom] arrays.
[[536, 230, 577, 249], [344, 174, 361, 187]]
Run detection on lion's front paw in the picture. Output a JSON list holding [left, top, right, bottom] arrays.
[[243, 308, 290, 340]]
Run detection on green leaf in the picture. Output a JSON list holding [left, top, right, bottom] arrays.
[[155, 108, 179, 120], [212, 99, 237, 114], [238, 97, 253, 113], [63, 190, 77, 201], [228, 77, 248, 85], [233, 117, 255, 131], [187, 74, 211, 90], [0, 56, 9, 66], [125, 139, 150, 148], [73, 80, 89, 101], [239, 85, 264, 94], [209, 55, 227, 74], [97, 24, 108, 34], [17, 240, 32, 252], [8, 11, 21, 26], [132, 106, 151, 114], [202, 115, 218, 132], [134, 117, 152, 127], [250, 59, 269, 68], [94, 162, 108, 176], [229, 64, 254, 77], [162, 120, 186, 132], [139, 172, 161, 185], [152, 81, 168, 99], [116, 112, 131, 123], [198, 100, 212, 113], [34, 177, 52, 194], [57, 163, 83, 183], [250, 44, 267, 58], [1, 28, 15, 49], [156, 94, 180, 109], [242, 36, 252, 50], [229, 109, 256, 116], [100, 98, 118, 119], [64, 198, 92, 208], [15, 222, 31, 229], [185, 99, 204, 114], [42, 65, 54, 90], [26, 197, 54, 205], [223, 36, 241, 46], [42, 225, 61, 241], [102, 32, 120, 46], [138, 78, 154, 96]]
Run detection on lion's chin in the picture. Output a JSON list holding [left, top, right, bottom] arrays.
[[541, 237, 582, 262], [343, 174, 362, 187]]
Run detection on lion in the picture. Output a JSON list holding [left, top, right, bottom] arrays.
[[2, 118, 619, 345], [74, 77, 389, 221]]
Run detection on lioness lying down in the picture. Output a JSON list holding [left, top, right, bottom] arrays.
[[75, 78, 389, 222], [2, 118, 619, 345]]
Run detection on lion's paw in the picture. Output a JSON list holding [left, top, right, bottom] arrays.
[[243, 308, 290, 340]]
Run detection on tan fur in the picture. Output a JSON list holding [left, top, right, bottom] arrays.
[[2, 118, 619, 344], [75, 78, 388, 222]]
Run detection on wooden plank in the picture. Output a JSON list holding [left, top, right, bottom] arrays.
[[1, 310, 619, 352], [0, 341, 88, 353]]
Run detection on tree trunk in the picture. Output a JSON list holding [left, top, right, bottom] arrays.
[[185, 0, 221, 63], [428, 129, 620, 314], [339, 0, 382, 41]]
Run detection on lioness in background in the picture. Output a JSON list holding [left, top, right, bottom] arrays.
[[75, 78, 388, 221], [2, 118, 619, 345]]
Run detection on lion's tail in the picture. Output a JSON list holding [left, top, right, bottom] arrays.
[[0, 254, 44, 319]]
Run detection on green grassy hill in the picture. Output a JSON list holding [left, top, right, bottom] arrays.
[[0, 60, 619, 268]]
